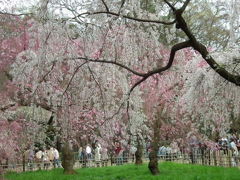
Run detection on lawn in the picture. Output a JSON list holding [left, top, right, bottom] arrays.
[[5, 162, 240, 180]]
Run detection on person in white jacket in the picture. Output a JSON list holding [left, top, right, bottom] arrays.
[[53, 148, 61, 168], [95, 143, 101, 167], [230, 138, 239, 166]]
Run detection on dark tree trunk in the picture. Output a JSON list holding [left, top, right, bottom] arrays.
[[62, 142, 77, 174], [135, 137, 143, 165], [148, 110, 162, 175], [148, 149, 159, 175], [148, 137, 160, 175]]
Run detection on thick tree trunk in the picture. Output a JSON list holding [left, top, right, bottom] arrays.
[[148, 149, 159, 175], [148, 136, 160, 175], [62, 142, 77, 174], [135, 137, 143, 165], [148, 112, 161, 175]]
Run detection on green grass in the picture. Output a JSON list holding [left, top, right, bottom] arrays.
[[5, 162, 240, 180]]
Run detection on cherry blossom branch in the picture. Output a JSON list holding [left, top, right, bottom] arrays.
[[72, 41, 191, 94], [129, 41, 191, 94], [162, 0, 240, 86], [172, 3, 240, 86]]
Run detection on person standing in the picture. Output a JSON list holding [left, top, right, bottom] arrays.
[[35, 149, 43, 170], [53, 148, 60, 168], [95, 143, 101, 167], [230, 138, 239, 166], [115, 143, 123, 165], [101, 148, 109, 167], [28, 148, 35, 170], [78, 147, 83, 162], [86, 144, 92, 167], [129, 145, 137, 162], [47, 147, 54, 167], [42, 149, 50, 170]]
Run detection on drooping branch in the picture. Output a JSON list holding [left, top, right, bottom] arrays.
[[143, 41, 191, 77], [63, 61, 87, 95], [70, 57, 146, 77], [180, 0, 191, 12], [75, 11, 176, 25], [193, 43, 240, 86], [129, 76, 149, 95], [101, 0, 109, 12], [87, 65, 107, 119], [39, 61, 56, 83], [163, 0, 176, 11], [73, 41, 191, 95], [118, 0, 126, 14], [0, 11, 33, 16], [124, 41, 191, 123], [173, 3, 240, 86]]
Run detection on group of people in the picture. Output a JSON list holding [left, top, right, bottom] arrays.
[[157, 135, 240, 166], [26, 147, 61, 170], [218, 136, 240, 166], [78, 143, 109, 167], [78, 142, 132, 167]]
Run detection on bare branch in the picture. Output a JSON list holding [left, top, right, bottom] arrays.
[[70, 57, 146, 77], [163, 0, 176, 11], [180, 0, 191, 13], [129, 76, 149, 95], [99, 100, 126, 127], [174, 9, 240, 86], [194, 42, 240, 86], [118, 0, 126, 14], [87, 65, 107, 119], [125, 41, 190, 96], [0, 11, 33, 16], [39, 61, 56, 83], [144, 41, 191, 77], [63, 62, 87, 95], [72, 41, 191, 95], [75, 11, 176, 25], [0, 103, 16, 112], [101, 0, 109, 12]]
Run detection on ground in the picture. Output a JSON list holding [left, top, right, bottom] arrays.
[[5, 162, 240, 180]]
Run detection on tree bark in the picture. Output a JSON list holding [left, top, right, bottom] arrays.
[[135, 137, 143, 165], [148, 109, 162, 175], [148, 136, 160, 175], [148, 149, 159, 175], [62, 142, 77, 174]]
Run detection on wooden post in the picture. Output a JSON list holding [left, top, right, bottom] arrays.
[[22, 153, 25, 172]]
